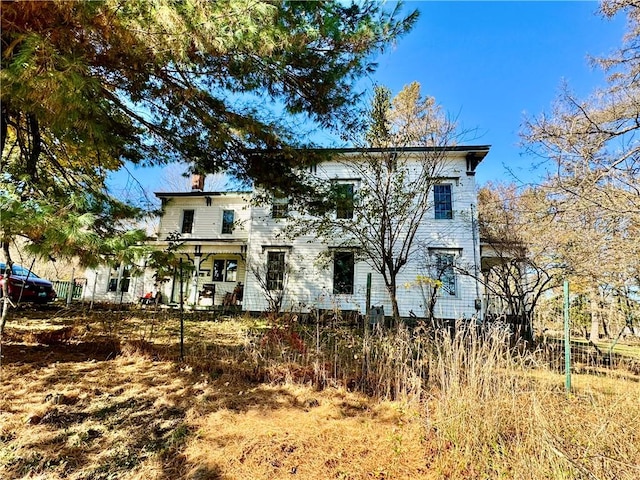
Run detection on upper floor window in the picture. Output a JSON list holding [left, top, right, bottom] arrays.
[[266, 251, 286, 291], [335, 183, 354, 219], [272, 195, 289, 219], [181, 209, 195, 234], [222, 209, 234, 234], [434, 184, 453, 219], [333, 251, 355, 295]]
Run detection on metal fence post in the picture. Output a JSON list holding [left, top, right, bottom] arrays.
[[66, 269, 75, 306], [564, 279, 571, 393], [179, 259, 184, 361]]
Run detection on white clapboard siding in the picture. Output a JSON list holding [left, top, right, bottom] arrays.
[[243, 149, 484, 318], [84, 147, 487, 319]]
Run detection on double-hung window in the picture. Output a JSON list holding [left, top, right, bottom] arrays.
[[434, 252, 456, 296], [335, 183, 355, 219], [271, 195, 289, 219], [333, 251, 355, 295], [108, 265, 131, 292], [222, 210, 234, 234], [266, 251, 286, 291], [434, 184, 453, 219], [181, 209, 195, 233]]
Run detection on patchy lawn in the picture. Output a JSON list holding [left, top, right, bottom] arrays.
[[0, 307, 639, 479]]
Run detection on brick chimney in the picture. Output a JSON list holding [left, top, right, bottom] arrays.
[[191, 173, 204, 191]]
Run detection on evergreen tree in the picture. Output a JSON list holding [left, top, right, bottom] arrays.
[[1, 0, 417, 325]]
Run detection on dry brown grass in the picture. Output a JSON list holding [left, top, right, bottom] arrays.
[[424, 328, 640, 479], [0, 309, 639, 479]]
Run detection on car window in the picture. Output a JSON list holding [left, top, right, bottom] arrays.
[[0, 263, 40, 278], [14, 265, 38, 277]]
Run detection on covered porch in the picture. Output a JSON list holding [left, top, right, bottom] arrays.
[[154, 240, 247, 309]]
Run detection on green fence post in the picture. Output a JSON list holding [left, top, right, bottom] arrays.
[[365, 273, 372, 334], [564, 279, 571, 393]]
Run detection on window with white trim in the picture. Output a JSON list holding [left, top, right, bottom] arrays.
[[222, 209, 234, 234], [181, 209, 195, 233], [108, 265, 131, 292], [212, 259, 238, 282], [333, 251, 355, 295], [271, 195, 289, 218], [433, 252, 456, 296], [434, 184, 453, 219], [335, 183, 355, 219], [266, 251, 286, 290]]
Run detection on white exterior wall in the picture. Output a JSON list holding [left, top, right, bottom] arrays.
[[155, 193, 251, 305], [84, 149, 485, 319], [243, 152, 484, 319], [83, 193, 252, 306], [157, 193, 251, 241], [82, 262, 153, 304]]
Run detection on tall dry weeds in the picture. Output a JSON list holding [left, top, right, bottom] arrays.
[[2, 311, 639, 479], [425, 323, 640, 479]]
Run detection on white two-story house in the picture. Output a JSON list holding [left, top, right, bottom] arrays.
[[84, 146, 489, 320]]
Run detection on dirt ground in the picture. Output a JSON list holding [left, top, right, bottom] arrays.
[[1, 306, 639, 480], [0, 308, 433, 480]]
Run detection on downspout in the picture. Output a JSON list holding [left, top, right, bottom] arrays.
[[471, 204, 482, 320]]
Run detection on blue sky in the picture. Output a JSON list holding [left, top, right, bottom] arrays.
[[376, 1, 625, 184], [368, 0, 626, 186], [113, 1, 627, 200]]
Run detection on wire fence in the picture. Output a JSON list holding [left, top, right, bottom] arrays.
[[43, 275, 640, 379]]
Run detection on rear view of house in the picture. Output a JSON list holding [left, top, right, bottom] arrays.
[[84, 146, 489, 321]]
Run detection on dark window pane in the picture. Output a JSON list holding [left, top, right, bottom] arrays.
[[108, 267, 131, 292], [181, 209, 195, 233], [434, 185, 453, 219], [222, 210, 234, 234], [335, 183, 354, 219], [266, 252, 285, 291], [213, 260, 225, 282], [333, 251, 354, 294]]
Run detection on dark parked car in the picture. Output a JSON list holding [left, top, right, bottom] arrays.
[[0, 262, 57, 303]]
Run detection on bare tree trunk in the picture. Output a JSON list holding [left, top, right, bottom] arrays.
[[384, 270, 401, 326], [1, 103, 8, 157], [427, 285, 440, 330], [26, 113, 41, 181], [1, 241, 13, 334], [0, 284, 9, 335], [601, 316, 610, 339]]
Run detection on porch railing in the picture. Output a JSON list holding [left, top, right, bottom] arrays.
[[52, 279, 85, 301]]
